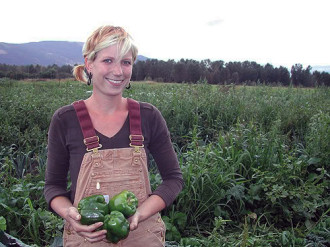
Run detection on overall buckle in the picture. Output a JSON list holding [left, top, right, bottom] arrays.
[[129, 135, 144, 152]]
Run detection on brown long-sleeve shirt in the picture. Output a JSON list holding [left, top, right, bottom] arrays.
[[44, 101, 183, 209]]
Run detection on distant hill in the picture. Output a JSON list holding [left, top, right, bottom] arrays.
[[0, 41, 148, 66]]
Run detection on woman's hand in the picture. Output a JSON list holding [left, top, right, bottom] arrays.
[[129, 210, 141, 231], [65, 206, 107, 243], [50, 197, 107, 243], [128, 195, 166, 231]]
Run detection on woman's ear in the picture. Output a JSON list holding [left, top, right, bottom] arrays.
[[85, 57, 93, 72]]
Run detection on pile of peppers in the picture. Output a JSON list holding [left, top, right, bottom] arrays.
[[78, 190, 138, 243]]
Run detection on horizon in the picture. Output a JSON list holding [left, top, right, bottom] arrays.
[[1, 40, 329, 73]]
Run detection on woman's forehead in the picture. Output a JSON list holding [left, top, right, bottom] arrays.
[[97, 44, 133, 59]]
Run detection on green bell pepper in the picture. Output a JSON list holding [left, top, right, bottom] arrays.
[[109, 190, 138, 217], [104, 211, 130, 243], [78, 195, 109, 225], [78, 210, 105, 225]]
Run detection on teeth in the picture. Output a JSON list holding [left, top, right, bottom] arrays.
[[107, 79, 122, 84]]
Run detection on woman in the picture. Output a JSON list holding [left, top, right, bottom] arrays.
[[44, 25, 183, 246]]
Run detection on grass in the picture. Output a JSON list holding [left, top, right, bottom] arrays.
[[0, 78, 329, 246]]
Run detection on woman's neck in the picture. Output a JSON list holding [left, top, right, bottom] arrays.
[[85, 94, 127, 116]]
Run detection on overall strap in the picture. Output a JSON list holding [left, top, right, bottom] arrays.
[[73, 99, 144, 153], [72, 100, 102, 152], [127, 98, 144, 151]]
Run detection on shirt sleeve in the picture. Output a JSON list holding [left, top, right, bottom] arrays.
[[44, 108, 71, 210], [145, 104, 184, 207]]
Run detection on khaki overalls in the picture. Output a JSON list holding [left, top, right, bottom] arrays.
[[63, 99, 166, 247]]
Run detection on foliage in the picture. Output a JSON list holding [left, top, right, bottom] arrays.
[[0, 144, 63, 246], [162, 210, 187, 242], [0, 216, 6, 231], [2, 60, 330, 86], [0, 79, 329, 246], [0, 64, 73, 80], [305, 111, 330, 165], [291, 64, 313, 87], [0, 79, 87, 149]]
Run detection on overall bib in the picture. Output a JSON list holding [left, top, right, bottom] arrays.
[[63, 99, 166, 247]]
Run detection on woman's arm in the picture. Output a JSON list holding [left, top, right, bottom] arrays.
[[129, 194, 166, 230], [128, 103, 183, 230], [145, 104, 184, 206], [46, 108, 107, 243]]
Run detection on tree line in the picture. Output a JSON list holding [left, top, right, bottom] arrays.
[[1, 59, 329, 87], [0, 64, 73, 81]]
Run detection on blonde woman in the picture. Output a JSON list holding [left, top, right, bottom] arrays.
[[44, 25, 183, 246]]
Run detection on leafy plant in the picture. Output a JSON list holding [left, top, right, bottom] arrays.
[[0, 80, 329, 246], [162, 210, 187, 242], [0, 216, 6, 231]]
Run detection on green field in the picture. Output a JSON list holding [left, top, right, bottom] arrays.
[[0, 79, 329, 246]]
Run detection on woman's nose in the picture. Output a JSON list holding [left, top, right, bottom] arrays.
[[112, 63, 123, 76]]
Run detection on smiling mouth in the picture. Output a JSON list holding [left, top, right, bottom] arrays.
[[106, 78, 123, 85]]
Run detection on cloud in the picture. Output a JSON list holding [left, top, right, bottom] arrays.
[[206, 19, 224, 26]]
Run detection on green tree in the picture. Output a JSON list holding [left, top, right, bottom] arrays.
[[291, 64, 313, 87], [173, 59, 187, 83], [313, 70, 330, 86], [186, 59, 202, 83], [132, 61, 147, 81], [207, 60, 225, 84], [278, 66, 290, 85]]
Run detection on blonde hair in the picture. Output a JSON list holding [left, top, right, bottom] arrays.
[[73, 25, 138, 83]]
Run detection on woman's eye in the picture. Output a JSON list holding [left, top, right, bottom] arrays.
[[123, 60, 132, 65], [103, 59, 112, 63]]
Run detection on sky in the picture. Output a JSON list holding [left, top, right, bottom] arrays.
[[1, 0, 329, 69]]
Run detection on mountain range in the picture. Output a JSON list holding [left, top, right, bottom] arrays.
[[0, 41, 148, 66]]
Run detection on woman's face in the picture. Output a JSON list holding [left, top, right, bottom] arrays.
[[87, 44, 133, 97]]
